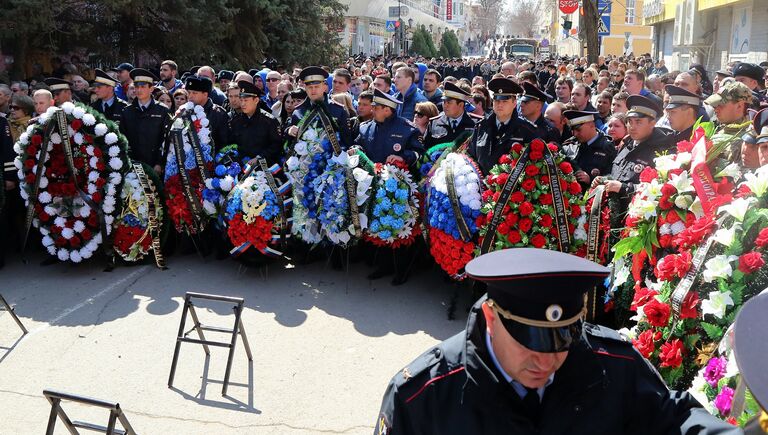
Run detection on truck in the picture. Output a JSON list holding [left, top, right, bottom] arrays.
[[505, 38, 539, 59]]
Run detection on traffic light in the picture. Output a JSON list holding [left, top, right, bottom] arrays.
[[562, 17, 572, 31]]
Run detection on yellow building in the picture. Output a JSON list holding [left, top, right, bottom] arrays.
[[600, 0, 653, 56]]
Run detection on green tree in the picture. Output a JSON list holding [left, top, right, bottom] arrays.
[[409, 25, 437, 58], [0, 0, 347, 78], [439, 30, 462, 58]]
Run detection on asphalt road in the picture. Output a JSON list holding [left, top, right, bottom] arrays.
[[0, 250, 472, 434]]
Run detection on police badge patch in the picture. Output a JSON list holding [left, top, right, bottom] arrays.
[[633, 163, 644, 173], [393, 143, 402, 152], [376, 412, 390, 435]]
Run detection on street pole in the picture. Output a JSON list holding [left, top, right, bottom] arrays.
[[398, 0, 402, 55]]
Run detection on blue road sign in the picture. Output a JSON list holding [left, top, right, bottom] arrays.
[[386, 20, 397, 32], [598, 15, 611, 36], [598, 0, 612, 14]]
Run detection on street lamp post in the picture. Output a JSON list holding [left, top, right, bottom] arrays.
[[398, 0, 402, 55]]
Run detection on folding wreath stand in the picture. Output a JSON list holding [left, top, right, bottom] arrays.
[[168, 292, 253, 396], [0, 293, 27, 335], [43, 389, 137, 435]]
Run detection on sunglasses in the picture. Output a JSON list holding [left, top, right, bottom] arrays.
[[9, 105, 20, 110], [414, 112, 426, 118]]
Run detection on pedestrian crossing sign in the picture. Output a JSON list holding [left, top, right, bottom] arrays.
[[386, 20, 397, 32], [598, 15, 610, 36]]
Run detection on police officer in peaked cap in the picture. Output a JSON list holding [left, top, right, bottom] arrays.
[[375, 248, 744, 434], [422, 82, 479, 150]]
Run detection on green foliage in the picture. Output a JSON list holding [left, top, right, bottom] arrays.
[[701, 322, 723, 340], [410, 25, 437, 58], [0, 0, 347, 74], [438, 30, 462, 58]]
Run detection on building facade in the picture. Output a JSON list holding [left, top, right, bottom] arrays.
[[643, 0, 768, 72], [340, 0, 467, 56]]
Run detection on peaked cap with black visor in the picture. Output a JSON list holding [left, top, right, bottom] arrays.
[[466, 248, 610, 353]]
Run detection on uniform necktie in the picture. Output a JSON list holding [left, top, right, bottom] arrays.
[[523, 387, 541, 421], [451, 119, 458, 130]]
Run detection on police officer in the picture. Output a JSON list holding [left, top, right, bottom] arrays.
[[218, 70, 235, 112], [422, 82, 478, 150], [468, 77, 525, 174], [184, 75, 230, 152], [705, 81, 754, 164], [732, 62, 767, 109], [664, 84, 703, 144], [90, 68, 127, 124], [286, 66, 352, 149], [355, 89, 423, 285], [228, 81, 282, 165], [375, 248, 741, 435], [355, 89, 423, 168], [43, 78, 74, 106], [561, 110, 616, 191], [733, 291, 768, 435], [597, 95, 675, 228], [518, 82, 560, 144], [119, 68, 170, 174]]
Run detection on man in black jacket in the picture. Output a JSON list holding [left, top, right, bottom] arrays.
[[375, 248, 742, 435], [228, 81, 282, 164], [184, 75, 230, 152], [561, 110, 617, 191], [90, 68, 127, 124], [423, 82, 478, 150], [119, 68, 170, 174]]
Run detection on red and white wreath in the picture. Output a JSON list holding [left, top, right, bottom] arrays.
[[14, 102, 130, 262]]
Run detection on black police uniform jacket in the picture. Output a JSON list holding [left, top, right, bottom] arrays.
[[90, 97, 128, 124], [202, 98, 231, 152], [569, 130, 617, 191], [228, 108, 283, 165], [516, 115, 561, 145], [375, 297, 742, 435], [288, 96, 352, 150], [610, 127, 676, 202], [423, 111, 478, 150], [119, 99, 170, 167], [356, 115, 424, 166], [1, 116, 15, 182], [467, 113, 524, 175]]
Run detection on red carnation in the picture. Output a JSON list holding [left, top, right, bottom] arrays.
[[539, 215, 553, 228], [674, 216, 717, 249], [519, 202, 534, 216], [539, 193, 552, 205], [499, 154, 512, 165], [735, 184, 752, 198], [567, 181, 581, 195], [25, 173, 36, 184], [643, 298, 671, 328], [496, 172, 509, 186], [521, 178, 537, 191], [570, 204, 582, 217], [632, 330, 656, 358], [676, 140, 694, 153], [511, 143, 524, 154], [540, 175, 550, 185], [755, 227, 768, 249], [660, 183, 677, 196], [558, 161, 573, 174], [510, 191, 525, 203], [507, 230, 522, 244], [529, 151, 544, 161], [738, 252, 765, 274], [71, 119, 83, 130], [547, 143, 559, 152], [530, 139, 545, 152], [639, 167, 658, 183], [665, 211, 681, 224], [81, 229, 93, 240], [31, 134, 43, 146], [659, 339, 684, 368], [680, 291, 699, 319], [530, 233, 547, 248], [506, 213, 519, 227], [92, 192, 103, 203], [24, 159, 35, 169], [525, 165, 540, 177], [631, 287, 659, 312], [518, 217, 533, 232]]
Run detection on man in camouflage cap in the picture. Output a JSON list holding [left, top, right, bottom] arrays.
[[705, 80, 753, 164]]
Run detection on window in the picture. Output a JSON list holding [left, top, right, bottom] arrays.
[[625, 0, 636, 24]]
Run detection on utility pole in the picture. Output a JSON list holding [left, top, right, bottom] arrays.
[[398, 0, 403, 55]]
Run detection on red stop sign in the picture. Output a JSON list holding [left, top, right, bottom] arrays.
[[559, 0, 579, 14]]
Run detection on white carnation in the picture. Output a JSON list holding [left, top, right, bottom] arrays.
[[81, 247, 94, 259], [38, 176, 48, 188], [70, 251, 83, 263], [203, 201, 217, 215], [14, 141, 23, 154], [109, 173, 122, 185], [57, 249, 70, 261], [103, 204, 115, 214], [107, 184, 116, 196], [73, 132, 84, 145], [42, 236, 54, 247], [50, 133, 62, 144], [13, 158, 22, 170], [109, 157, 123, 170], [94, 123, 108, 137], [80, 205, 92, 218], [38, 113, 50, 124], [73, 221, 86, 233], [108, 145, 120, 157], [89, 156, 99, 168], [183, 102, 194, 111], [54, 216, 66, 227], [61, 102, 75, 114], [105, 215, 114, 226], [25, 125, 35, 135], [68, 126, 75, 137], [72, 106, 85, 119], [87, 183, 98, 194], [39, 191, 52, 204], [47, 246, 57, 256], [200, 118, 210, 127], [88, 171, 100, 182], [220, 175, 235, 191], [44, 205, 56, 215], [61, 227, 74, 239], [104, 132, 118, 145], [19, 188, 29, 201], [82, 113, 96, 126]]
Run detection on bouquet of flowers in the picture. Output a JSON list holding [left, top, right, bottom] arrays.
[[476, 139, 586, 255], [312, 150, 375, 246], [14, 102, 129, 263], [425, 152, 484, 278], [284, 125, 335, 244], [163, 102, 214, 235], [365, 161, 420, 248], [225, 161, 292, 258], [202, 145, 242, 227], [112, 163, 167, 267]]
